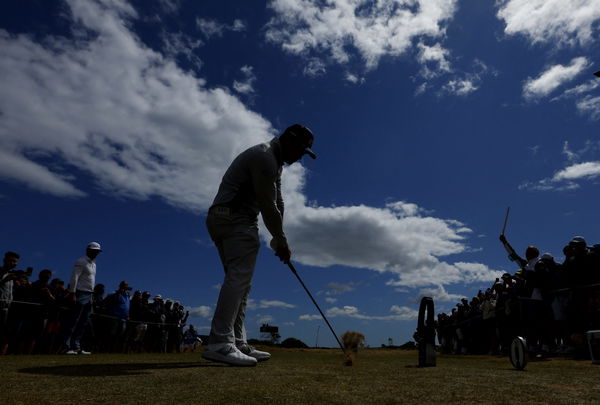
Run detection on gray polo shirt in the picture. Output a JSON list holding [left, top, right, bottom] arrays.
[[210, 137, 287, 249]]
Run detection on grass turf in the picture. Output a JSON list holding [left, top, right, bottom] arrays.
[[1, 348, 600, 404]]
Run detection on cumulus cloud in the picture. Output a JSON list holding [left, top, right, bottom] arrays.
[[523, 57, 589, 100], [274, 185, 500, 287], [188, 305, 212, 318], [265, 0, 458, 71], [416, 285, 465, 303], [0, 0, 497, 291], [0, 0, 272, 211], [497, 0, 600, 47]]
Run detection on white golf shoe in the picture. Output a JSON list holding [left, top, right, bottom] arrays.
[[202, 344, 257, 366], [237, 343, 271, 362]]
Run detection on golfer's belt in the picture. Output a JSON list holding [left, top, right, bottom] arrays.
[[209, 206, 232, 217]]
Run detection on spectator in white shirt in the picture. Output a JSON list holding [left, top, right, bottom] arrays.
[[61, 242, 101, 355]]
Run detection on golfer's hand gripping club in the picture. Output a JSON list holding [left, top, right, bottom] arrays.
[[275, 246, 291, 264]]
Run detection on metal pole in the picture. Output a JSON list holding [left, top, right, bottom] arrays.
[[287, 261, 345, 354]]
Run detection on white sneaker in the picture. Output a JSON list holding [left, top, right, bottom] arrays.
[[65, 350, 78, 355], [202, 344, 257, 366], [78, 350, 91, 355], [237, 343, 271, 362]]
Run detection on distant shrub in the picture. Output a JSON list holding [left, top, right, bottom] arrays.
[[280, 337, 309, 348]]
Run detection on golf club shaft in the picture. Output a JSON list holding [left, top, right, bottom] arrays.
[[287, 261, 345, 353], [501, 206, 510, 235]]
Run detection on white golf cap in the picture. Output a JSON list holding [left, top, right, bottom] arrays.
[[87, 241, 102, 251]]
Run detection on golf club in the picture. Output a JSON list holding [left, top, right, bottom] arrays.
[[287, 261, 347, 357], [501, 206, 510, 235]]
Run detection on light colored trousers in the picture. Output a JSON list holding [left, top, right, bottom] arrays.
[[206, 212, 260, 346]]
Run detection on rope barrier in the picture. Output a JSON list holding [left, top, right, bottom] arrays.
[[0, 299, 186, 327]]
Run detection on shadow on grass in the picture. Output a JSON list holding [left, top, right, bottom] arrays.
[[19, 361, 224, 377]]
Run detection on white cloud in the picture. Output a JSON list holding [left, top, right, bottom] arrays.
[[416, 285, 465, 303], [326, 305, 418, 321], [442, 78, 477, 96], [345, 73, 365, 84], [325, 282, 358, 295], [196, 17, 246, 39], [417, 42, 451, 79], [497, 0, 600, 47], [560, 80, 600, 98], [233, 65, 257, 95], [159, 0, 182, 13], [247, 299, 296, 309], [422, 59, 493, 97], [266, 0, 458, 71], [553, 161, 600, 181], [275, 175, 499, 287], [523, 57, 589, 100], [562, 141, 578, 162], [325, 297, 337, 304], [299, 314, 322, 321], [303, 58, 327, 77], [0, 0, 271, 211], [256, 314, 275, 324], [302, 305, 417, 322], [161, 31, 203, 69], [188, 305, 212, 318], [576, 95, 600, 120]]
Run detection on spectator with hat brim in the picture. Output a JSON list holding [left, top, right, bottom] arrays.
[[61, 242, 102, 355]]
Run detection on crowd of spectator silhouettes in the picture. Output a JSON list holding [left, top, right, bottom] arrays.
[[0, 250, 202, 355], [436, 235, 600, 358]]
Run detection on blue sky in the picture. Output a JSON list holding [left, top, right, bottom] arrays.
[[1, 0, 600, 348]]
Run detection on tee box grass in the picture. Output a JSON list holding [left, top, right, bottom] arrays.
[[1, 348, 599, 404]]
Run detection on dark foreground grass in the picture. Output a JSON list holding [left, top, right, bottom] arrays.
[[1, 348, 600, 405]]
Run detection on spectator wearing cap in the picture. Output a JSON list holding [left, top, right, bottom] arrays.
[[61, 241, 102, 355], [564, 236, 594, 286], [564, 237, 600, 337]]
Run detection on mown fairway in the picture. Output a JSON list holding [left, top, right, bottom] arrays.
[[2, 348, 599, 404]]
